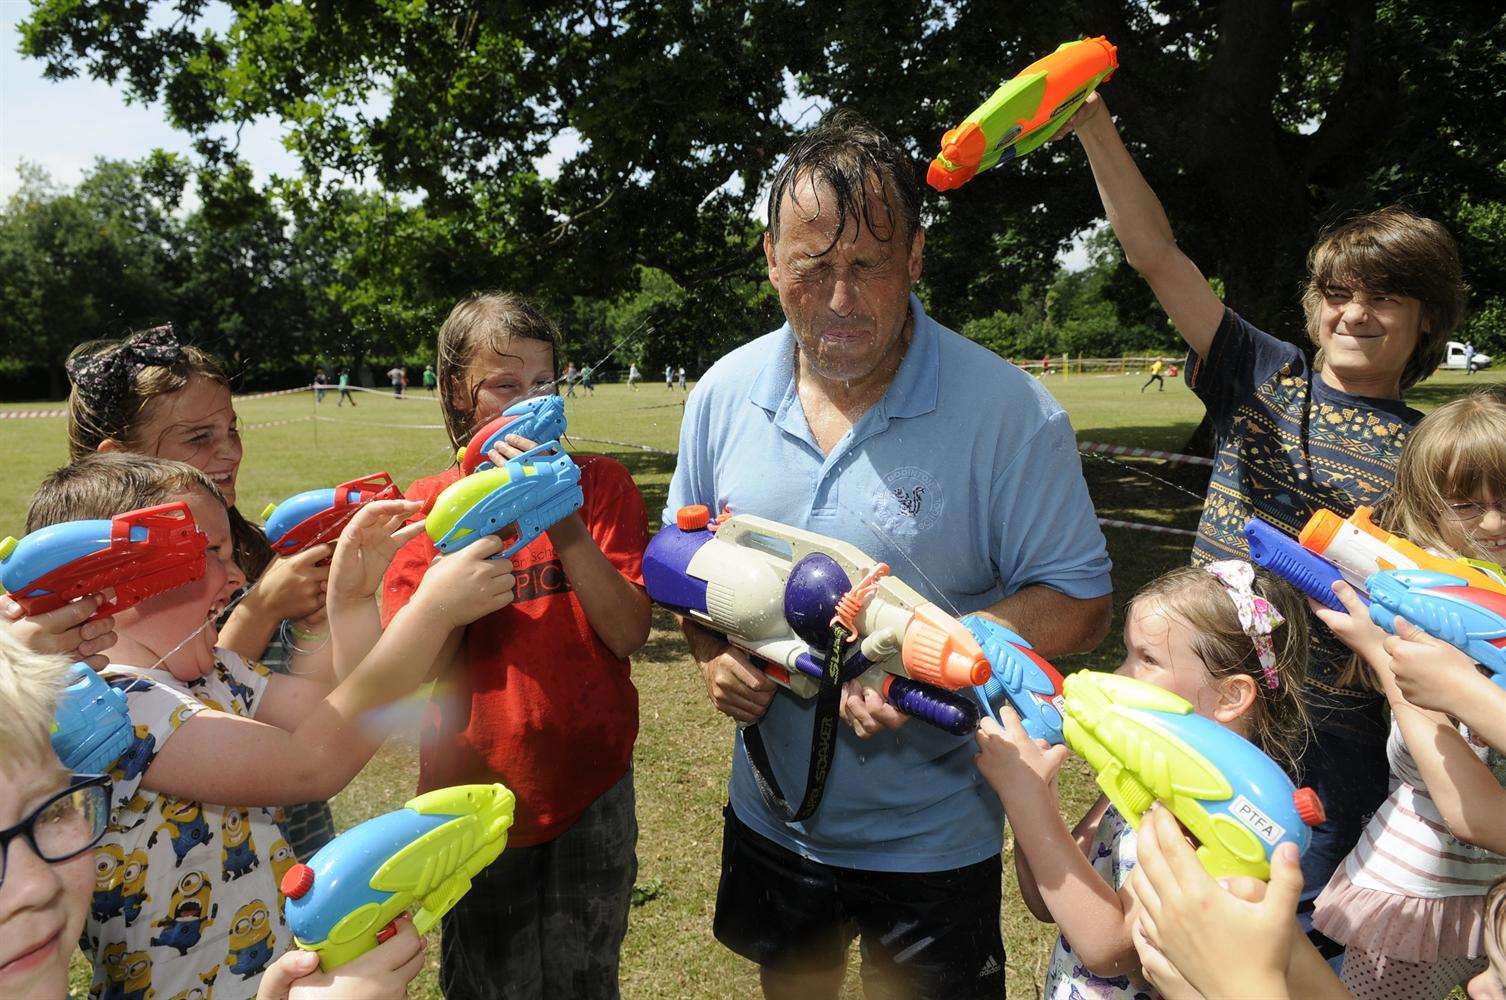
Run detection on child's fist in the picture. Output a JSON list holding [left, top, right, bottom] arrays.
[[1311, 580, 1391, 672], [974, 707, 1069, 799], [1384, 616, 1487, 715], [414, 535, 517, 628]]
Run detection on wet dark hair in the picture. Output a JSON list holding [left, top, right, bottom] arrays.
[[766, 108, 923, 256]]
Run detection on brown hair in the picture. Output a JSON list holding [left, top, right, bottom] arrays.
[[1135, 565, 1312, 777], [63, 328, 272, 579], [435, 292, 561, 453], [1302, 207, 1468, 392], [27, 453, 224, 533]]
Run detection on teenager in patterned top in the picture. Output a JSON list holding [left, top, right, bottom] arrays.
[[1063, 90, 1469, 939], [26, 453, 511, 1000], [1310, 394, 1506, 998], [975, 563, 1310, 1000]]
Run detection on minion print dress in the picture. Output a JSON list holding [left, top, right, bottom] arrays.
[[84, 651, 289, 1000]]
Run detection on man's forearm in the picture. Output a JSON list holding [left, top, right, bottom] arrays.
[[977, 585, 1112, 659]]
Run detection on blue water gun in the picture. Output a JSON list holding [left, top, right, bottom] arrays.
[[51, 663, 133, 773], [459, 396, 568, 474], [1062, 670, 1325, 879], [261, 472, 403, 556], [425, 441, 583, 558], [0, 502, 206, 622], [1367, 569, 1506, 688], [282, 783, 515, 971], [1243, 518, 1353, 612], [962, 616, 1067, 744]]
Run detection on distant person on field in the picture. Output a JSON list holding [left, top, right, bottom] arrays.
[[627, 362, 641, 389], [664, 363, 674, 390], [399, 368, 409, 396], [1141, 357, 1165, 393], [581, 364, 595, 395], [1466, 342, 1478, 375], [1065, 88, 1467, 953], [564, 361, 578, 398], [337, 369, 356, 406], [313, 366, 328, 404], [387, 364, 404, 398], [1041, 354, 1052, 376], [423, 364, 437, 393], [676, 365, 687, 390]]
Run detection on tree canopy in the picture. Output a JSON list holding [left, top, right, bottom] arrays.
[[6, 0, 1504, 397]]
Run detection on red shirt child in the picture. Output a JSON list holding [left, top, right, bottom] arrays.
[[380, 454, 648, 846]]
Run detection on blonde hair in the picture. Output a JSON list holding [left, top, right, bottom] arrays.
[[0, 623, 72, 763], [435, 292, 561, 454], [27, 453, 224, 533], [1136, 565, 1312, 777], [1302, 207, 1467, 393]]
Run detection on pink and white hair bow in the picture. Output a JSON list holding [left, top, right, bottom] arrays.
[[1205, 560, 1285, 689]]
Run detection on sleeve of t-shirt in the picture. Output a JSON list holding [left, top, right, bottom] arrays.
[[101, 669, 206, 805], [1185, 307, 1304, 430], [581, 458, 649, 587], [989, 410, 1113, 599], [213, 650, 272, 718], [663, 383, 716, 524]]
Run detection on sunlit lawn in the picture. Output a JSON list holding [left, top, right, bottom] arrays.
[[5, 367, 1497, 998]]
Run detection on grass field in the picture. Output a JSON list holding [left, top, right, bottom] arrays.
[[4, 368, 1498, 998]]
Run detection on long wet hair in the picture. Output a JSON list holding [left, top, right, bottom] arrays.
[[435, 292, 562, 455]]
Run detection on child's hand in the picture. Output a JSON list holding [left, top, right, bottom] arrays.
[[1384, 616, 1488, 716], [253, 544, 334, 621], [1311, 580, 1391, 676], [254, 916, 424, 1000], [410, 535, 517, 629], [973, 707, 1069, 801], [1053, 90, 1108, 141], [0, 593, 117, 669], [327, 499, 426, 604], [484, 433, 557, 465], [1128, 805, 1302, 1000]]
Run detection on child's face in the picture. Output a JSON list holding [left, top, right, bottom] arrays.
[[1315, 284, 1423, 391], [118, 490, 244, 682], [464, 339, 557, 429], [1437, 486, 1506, 558], [131, 377, 244, 507], [1116, 599, 1240, 727], [0, 750, 93, 1000]]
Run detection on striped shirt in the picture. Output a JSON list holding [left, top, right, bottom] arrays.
[[1345, 720, 1506, 899]]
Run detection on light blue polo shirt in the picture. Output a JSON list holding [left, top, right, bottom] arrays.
[[665, 294, 1112, 872]]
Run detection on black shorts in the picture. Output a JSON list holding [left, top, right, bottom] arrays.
[[713, 806, 1006, 999]]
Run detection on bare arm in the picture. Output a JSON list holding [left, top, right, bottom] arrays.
[[977, 585, 1112, 659], [1069, 94, 1225, 358], [548, 513, 651, 659], [1014, 792, 1111, 924]]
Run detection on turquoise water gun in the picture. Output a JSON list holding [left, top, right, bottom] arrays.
[[51, 663, 133, 773], [1062, 671, 1324, 879], [459, 396, 568, 474], [425, 441, 582, 557], [281, 784, 515, 971], [928, 36, 1118, 191], [1367, 569, 1506, 687], [962, 616, 1067, 744], [260, 472, 403, 556]]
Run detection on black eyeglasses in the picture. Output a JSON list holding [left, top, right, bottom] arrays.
[[0, 774, 112, 889]]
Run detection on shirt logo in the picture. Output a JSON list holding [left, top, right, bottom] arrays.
[[875, 467, 942, 532], [513, 559, 572, 604]]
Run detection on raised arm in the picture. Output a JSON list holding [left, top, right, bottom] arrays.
[[1068, 94, 1225, 358]]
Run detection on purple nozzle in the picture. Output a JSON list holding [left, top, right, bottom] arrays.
[[784, 553, 850, 650]]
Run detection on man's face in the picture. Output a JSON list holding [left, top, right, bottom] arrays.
[[765, 174, 924, 383]]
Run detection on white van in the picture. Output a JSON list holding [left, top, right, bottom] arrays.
[[1442, 342, 1491, 372]]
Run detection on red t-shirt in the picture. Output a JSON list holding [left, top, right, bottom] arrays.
[[380, 455, 647, 846]]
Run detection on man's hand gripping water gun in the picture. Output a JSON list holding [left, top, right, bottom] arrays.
[[281, 783, 515, 972], [1061, 671, 1324, 880]]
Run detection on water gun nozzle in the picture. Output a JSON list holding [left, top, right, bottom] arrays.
[[282, 863, 315, 900], [1293, 787, 1326, 827]]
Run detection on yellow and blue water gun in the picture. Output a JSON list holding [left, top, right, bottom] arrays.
[[0, 502, 206, 622], [281, 783, 515, 971], [51, 663, 134, 774], [1368, 569, 1506, 687], [260, 472, 403, 557], [1062, 671, 1325, 880], [425, 440, 583, 558], [927, 36, 1118, 192], [459, 396, 568, 474]]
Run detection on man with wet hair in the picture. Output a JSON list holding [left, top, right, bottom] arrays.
[[665, 109, 1113, 999]]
